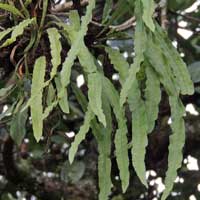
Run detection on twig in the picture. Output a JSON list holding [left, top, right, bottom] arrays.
[[91, 16, 136, 32], [160, 0, 168, 29], [169, 10, 200, 24]]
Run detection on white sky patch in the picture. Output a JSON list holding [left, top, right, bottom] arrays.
[[178, 20, 188, 28], [65, 131, 75, 138], [112, 73, 119, 81], [184, 158, 188, 164], [184, 0, 200, 13], [179, 177, 184, 183], [97, 60, 103, 66], [146, 170, 157, 179], [171, 191, 181, 197], [174, 176, 184, 183], [24, 138, 29, 144], [76, 74, 85, 88], [172, 40, 178, 48], [2, 105, 8, 113], [178, 28, 193, 39], [187, 155, 199, 171], [168, 117, 172, 125], [155, 177, 165, 193], [149, 177, 165, 193], [186, 104, 199, 116], [123, 51, 129, 58], [197, 184, 200, 192], [189, 195, 197, 200]]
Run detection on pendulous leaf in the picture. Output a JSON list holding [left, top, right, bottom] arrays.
[[1, 18, 35, 48], [88, 72, 106, 127], [30, 56, 46, 142], [161, 96, 185, 200]]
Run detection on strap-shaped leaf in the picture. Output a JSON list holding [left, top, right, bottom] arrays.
[[103, 77, 130, 192], [120, 11, 147, 106], [141, 0, 155, 32], [0, 28, 13, 42], [69, 10, 81, 31], [47, 28, 62, 80], [105, 47, 129, 82], [161, 96, 185, 200], [60, 0, 95, 97], [145, 34, 177, 96], [0, 3, 24, 17], [46, 83, 56, 106], [0, 85, 14, 98], [72, 84, 112, 199], [97, 96, 112, 200], [128, 79, 148, 187], [43, 100, 58, 120], [10, 106, 28, 146], [102, 0, 112, 23], [155, 24, 194, 95], [145, 64, 161, 133], [69, 107, 94, 164], [60, 11, 96, 74], [1, 18, 35, 48], [88, 72, 106, 127], [30, 56, 46, 142], [55, 76, 69, 113], [78, 43, 97, 73]]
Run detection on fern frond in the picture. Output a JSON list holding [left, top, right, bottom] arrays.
[[30, 56, 46, 142], [1, 18, 35, 48]]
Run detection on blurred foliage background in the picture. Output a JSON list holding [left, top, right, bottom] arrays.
[[0, 0, 200, 200]]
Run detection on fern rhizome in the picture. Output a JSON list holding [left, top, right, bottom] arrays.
[[0, 0, 194, 200]]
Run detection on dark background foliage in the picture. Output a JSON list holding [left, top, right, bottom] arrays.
[[0, 0, 200, 199]]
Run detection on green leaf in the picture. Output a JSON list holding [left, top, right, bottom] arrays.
[[55, 75, 69, 113], [0, 85, 14, 98], [72, 84, 112, 200], [69, 107, 94, 164], [78, 43, 97, 73], [10, 106, 28, 146], [69, 10, 81, 31], [88, 73, 106, 127], [97, 97, 112, 200], [105, 47, 129, 83], [42, 100, 58, 120], [71, 83, 87, 112], [128, 79, 148, 187], [155, 24, 194, 95], [102, 0, 112, 23], [120, 16, 147, 106], [145, 64, 161, 132], [188, 61, 200, 83], [47, 28, 62, 81], [30, 56, 46, 142], [103, 77, 130, 192], [46, 83, 55, 106], [0, 28, 13, 42], [0, 3, 24, 18], [1, 18, 35, 48], [60, 0, 95, 98], [161, 96, 185, 200], [61, 160, 86, 183], [141, 0, 155, 32], [145, 33, 177, 95], [60, 11, 97, 74]]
